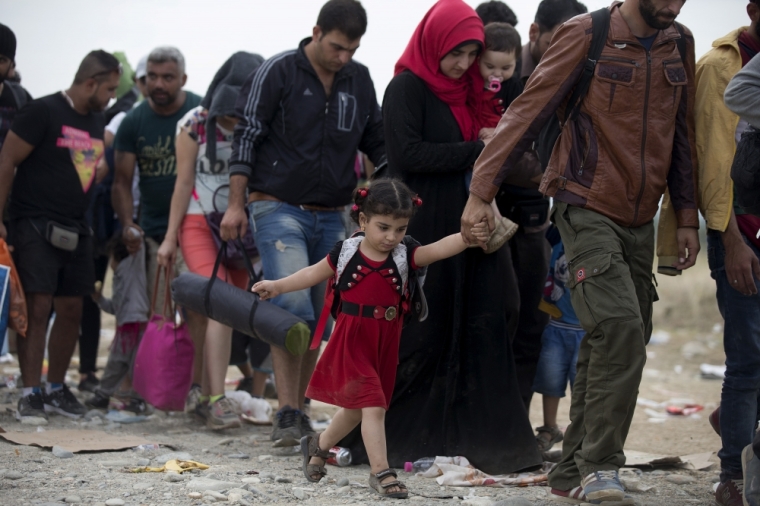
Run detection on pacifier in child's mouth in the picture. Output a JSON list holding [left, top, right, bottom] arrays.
[[487, 76, 501, 93]]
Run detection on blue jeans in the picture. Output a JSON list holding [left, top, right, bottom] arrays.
[[533, 322, 585, 398], [248, 201, 345, 335], [708, 231, 760, 481]]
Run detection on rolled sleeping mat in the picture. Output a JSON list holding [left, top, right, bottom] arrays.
[[171, 242, 311, 356]]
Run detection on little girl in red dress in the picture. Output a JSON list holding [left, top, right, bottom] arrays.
[[252, 178, 488, 499]]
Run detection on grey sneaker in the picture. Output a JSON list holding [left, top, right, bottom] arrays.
[[300, 412, 316, 438], [272, 405, 302, 447], [206, 396, 242, 430], [43, 385, 87, 418], [16, 392, 48, 421], [185, 384, 202, 414], [581, 470, 626, 503], [743, 444, 760, 506]]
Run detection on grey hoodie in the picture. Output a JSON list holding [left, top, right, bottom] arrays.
[[98, 243, 149, 325], [725, 54, 760, 129]]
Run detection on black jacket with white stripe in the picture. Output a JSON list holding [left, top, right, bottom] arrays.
[[230, 38, 386, 207]]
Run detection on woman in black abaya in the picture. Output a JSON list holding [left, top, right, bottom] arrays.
[[342, 0, 541, 474]]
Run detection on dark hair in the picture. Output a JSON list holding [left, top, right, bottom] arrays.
[[350, 178, 420, 224], [535, 0, 588, 33], [476, 1, 518, 27], [317, 0, 368, 40], [73, 50, 121, 85], [484, 22, 521, 55], [107, 235, 130, 263]]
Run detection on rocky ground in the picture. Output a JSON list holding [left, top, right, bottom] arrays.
[[0, 259, 733, 505]]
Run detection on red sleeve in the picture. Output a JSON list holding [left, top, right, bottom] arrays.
[[409, 246, 420, 271]]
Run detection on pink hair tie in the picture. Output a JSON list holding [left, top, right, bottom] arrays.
[[351, 204, 359, 211]]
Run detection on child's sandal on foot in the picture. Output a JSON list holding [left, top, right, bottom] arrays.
[[369, 468, 409, 499], [300, 434, 334, 483]]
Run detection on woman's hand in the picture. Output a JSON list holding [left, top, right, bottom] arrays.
[[253, 280, 280, 301], [157, 238, 177, 269]]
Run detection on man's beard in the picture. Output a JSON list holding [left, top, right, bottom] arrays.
[[639, 0, 677, 30], [149, 89, 177, 106], [87, 94, 107, 112]]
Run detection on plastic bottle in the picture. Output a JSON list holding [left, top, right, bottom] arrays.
[[405, 457, 435, 473], [326, 446, 352, 467]]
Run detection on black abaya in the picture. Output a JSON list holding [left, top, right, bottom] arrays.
[[341, 71, 541, 474]]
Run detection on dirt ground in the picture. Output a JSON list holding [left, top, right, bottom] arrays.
[[0, 258, 733, 505]]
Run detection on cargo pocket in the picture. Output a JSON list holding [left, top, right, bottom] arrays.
[[566, 249, 615, 329]]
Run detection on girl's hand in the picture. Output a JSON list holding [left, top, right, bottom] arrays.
[[253, 280, 280, 301], [470, 221, 491, 243], [156, 238, 177, 268]]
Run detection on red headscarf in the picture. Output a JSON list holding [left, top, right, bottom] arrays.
[[395, 0, 485, 142]]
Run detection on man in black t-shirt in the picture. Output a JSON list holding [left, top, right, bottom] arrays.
[[0, 50, 121, 421]]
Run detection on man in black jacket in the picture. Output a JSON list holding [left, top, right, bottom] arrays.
[[222, 0, 385, 447]]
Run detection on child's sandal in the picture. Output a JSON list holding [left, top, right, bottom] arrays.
[[300, 434, 334, 483], [369, 468, 409, 499]]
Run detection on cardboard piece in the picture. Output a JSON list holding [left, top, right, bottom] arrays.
[[624, 450, 715, 470], [0, 428, 158, 453]]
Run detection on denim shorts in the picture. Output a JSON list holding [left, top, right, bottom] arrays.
[[248, 201, 345, 332], [533, 322, 585, 397]]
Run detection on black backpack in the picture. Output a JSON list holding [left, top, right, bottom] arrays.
[[731, 128, 760, 217], [535, 8, 687, 170]]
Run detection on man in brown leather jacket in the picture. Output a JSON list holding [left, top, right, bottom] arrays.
[[462, 0, 700, 502]]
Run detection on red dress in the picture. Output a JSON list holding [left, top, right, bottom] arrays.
[[306, 249, 409, 410]]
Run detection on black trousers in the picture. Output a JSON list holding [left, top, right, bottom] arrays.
[[79, 254, 109, 374]]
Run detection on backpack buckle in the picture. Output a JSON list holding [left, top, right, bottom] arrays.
[[557, 177, 568, 191]]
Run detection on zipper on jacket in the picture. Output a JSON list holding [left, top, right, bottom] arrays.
[[632, 51, 652, 226]]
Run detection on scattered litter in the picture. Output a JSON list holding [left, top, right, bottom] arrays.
[[649, 330, 671, 345], [105, 410, 147, 424], [0, 429, 158, 452], [225, 391, 271, 424], [134, 443, 160, 451], [52, 445, 74, 458], [418, 456, 550, 487], [133, 459, 209, 474], [623, 450, 714, 470], [674, 365, 683, 374], [680, 341, 708, 358], [712, 323, 723, 334], [700, 363, 726, 380], [665, 474, 695, 484], [666, 404, 704, 416]]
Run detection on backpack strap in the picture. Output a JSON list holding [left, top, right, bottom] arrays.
[[6, 82, 28, 110], [673, 22, 688, 63], [564, 7, 611, 123]]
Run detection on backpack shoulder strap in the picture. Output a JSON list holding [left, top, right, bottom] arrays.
[[674, 22, 688, 62], [6, 82, 28, 110], [564, 7, 611, 123]]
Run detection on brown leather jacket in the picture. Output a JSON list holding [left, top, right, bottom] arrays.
[[471, 2, 699, 229]]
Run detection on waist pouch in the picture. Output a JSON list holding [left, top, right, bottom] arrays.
[[507, 199, 550, 228], [29, 219, 81, 252]]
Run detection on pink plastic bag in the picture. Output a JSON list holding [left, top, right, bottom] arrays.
[[133, 266, 194, 411]]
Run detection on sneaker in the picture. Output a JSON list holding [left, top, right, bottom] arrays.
[[85, 391, 110, 410], [549, 486, 588, 504], [185, 384, 202, 414], [194, 400, 209, 421], [742, 444, 760, 506], [581, 470, 626, 503], [271, 405, 302, 447], [709, 406, 721, 437], [715, 479, 744, 506], [207, 396, 242, 430], [77, 374, 100, 393], [300, 411, 316, 438], [43, 385, 87, 418], [235, 377, 253, 393], [16, 392, 48, 421], [121, 397, 150, 416]]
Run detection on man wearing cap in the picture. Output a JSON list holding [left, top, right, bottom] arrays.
[[0, 50, 121, 421]]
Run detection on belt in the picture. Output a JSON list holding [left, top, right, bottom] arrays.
[[247, 193, 343, 212], [341, 302, 399, 321]]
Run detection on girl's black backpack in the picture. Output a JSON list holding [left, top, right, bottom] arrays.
[[731, 128, 760, 217]]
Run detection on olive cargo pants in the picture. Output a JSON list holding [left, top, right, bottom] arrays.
[[547, 202, 657, 489]]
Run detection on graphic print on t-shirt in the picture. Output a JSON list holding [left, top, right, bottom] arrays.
[[137, 135, 176, 177], [56, 125, 104, 193]]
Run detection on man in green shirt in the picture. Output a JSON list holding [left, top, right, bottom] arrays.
[[111, 46, 203, 406]]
